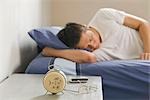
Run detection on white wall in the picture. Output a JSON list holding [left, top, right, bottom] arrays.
[[0, 0, 51, 82], [51, 0, 150, 25]]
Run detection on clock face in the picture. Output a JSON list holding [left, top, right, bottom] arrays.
[[43, 71, 66, 94]]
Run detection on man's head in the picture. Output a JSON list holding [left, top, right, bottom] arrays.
[[57, 22, 101, 51], [57, 23, 86, 48]]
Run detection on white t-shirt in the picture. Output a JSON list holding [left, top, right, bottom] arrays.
[[88, 8, 143, 61]]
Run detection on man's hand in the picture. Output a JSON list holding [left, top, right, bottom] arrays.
[[140, 53, 150, 60], [124, 15, 150, 61]]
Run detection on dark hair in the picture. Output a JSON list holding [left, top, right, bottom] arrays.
[[57, 22, 86, 48]]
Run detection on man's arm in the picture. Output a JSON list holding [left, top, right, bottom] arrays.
[[42, 47, 96, 63], [123, 15, 150, 60]]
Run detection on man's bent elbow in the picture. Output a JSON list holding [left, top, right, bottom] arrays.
[[86, 54, 97, 63]]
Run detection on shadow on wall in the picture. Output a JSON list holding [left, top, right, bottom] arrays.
[[15, 43, 38, 73], [9, 0, 52, 73], [15, 0, 52, 73], [8, 34, 38, 73]]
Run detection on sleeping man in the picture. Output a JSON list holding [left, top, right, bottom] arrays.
[[42, 8, 150, 63]]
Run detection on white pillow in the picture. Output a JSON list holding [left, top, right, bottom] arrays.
[[54, 58, 76, 75]]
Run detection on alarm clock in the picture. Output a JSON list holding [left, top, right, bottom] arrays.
[[43, 65, 67, 94]]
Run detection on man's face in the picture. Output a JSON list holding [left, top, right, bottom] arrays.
[[76, 30, 101, 51]]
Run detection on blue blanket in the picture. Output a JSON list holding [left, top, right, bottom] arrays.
[[79, 60, 150, 100]]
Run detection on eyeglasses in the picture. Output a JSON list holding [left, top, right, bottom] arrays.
[[78, 84, 98, 94], [64, 82, 98, 94]]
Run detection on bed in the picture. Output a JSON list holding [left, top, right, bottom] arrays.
[[25, 54, 150, 100], [25, 26, 150, 100]]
